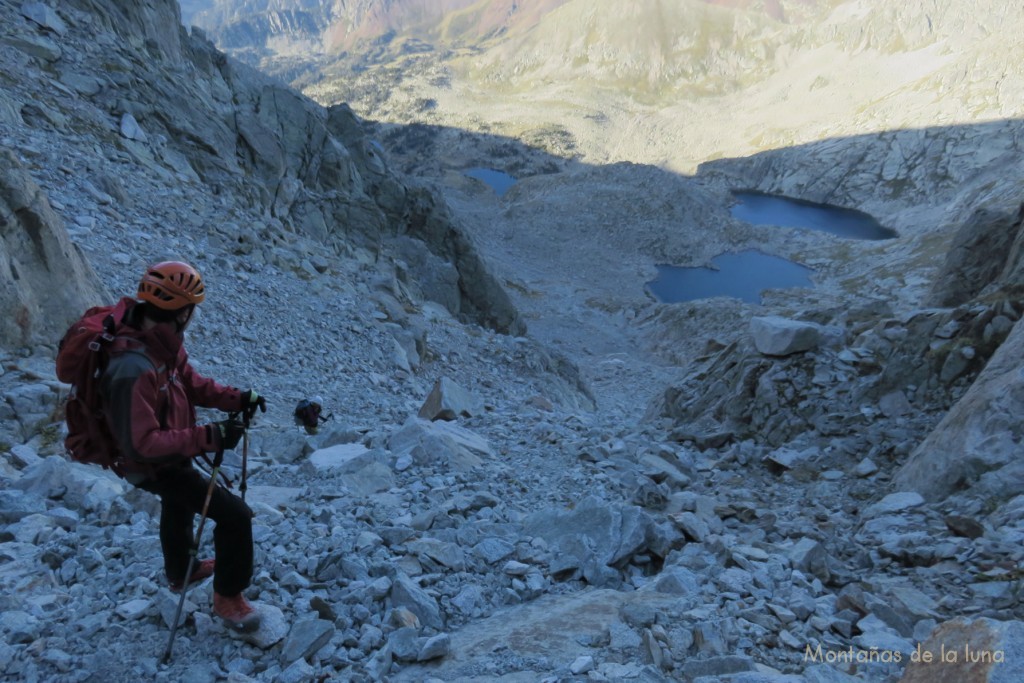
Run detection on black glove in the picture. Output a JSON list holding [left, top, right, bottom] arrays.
[[241, 389, 267, 423], [213, 416, 245, 451]]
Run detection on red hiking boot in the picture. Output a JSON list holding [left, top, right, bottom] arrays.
[[168, 559, 215, 592], [213, 592, 261, 633]]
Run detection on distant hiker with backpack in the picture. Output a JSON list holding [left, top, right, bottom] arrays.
[[57, 261, 267, 632], [294, 395, 330, 435]]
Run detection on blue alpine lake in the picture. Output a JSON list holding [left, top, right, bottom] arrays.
[[464, 167, 517, 197], [646, 250, 814, 304], [731, 190, 897, 240]]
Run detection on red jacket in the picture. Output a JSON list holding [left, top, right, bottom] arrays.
[[99, 299, 242, 479]]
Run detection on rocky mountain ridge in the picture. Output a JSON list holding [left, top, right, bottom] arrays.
[[186, 0, 569, 59], [2, 1, 1024, 682], [187, 0, 835, 64], [273, 0, 1022, 180]]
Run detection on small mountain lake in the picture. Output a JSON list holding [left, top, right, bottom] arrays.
[[731, 190, 897, 240], [646, 250, 814, 304], [464, 167, 516, 197]]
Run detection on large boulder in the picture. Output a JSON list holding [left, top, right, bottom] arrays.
[[418, 377, 484, 421], [388, 417, 493, 471], [750, 315, 821, 356], [13, 456, 125, 514], [0, 147, 107, 347], [900, 617, 1024, 683], [522, 497, 658, 584]]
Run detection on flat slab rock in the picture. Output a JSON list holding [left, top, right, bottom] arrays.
[[388, 588, 673, 682], [235, 604, 289, 649]]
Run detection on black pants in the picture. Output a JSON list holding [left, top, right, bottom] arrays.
[[136, 462, 254, 596]]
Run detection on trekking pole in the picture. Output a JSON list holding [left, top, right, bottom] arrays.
[[163, 444, 224, 664], [240, 413, 249, 504]]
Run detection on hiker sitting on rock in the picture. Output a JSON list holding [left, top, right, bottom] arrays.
[[99, 261, 267, 632]]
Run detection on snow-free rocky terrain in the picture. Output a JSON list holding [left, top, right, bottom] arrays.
[[2, 1, 1024, 682]]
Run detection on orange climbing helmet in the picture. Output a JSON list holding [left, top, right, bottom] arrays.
[[137, 261, 206, 310]]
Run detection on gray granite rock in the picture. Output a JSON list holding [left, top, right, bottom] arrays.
[[682, 655, 757, 679], [524, 496, 656, 578], [119, 113, 148, 143], [864, 492, 925, 518], [280, 618, 335, 664], [239, 604, 290, 649], [417, 633, 450, 661], [391, 574, 443, 630], [2, 34, 62, 62], [21, 2, 68, 35], [389, 626, 421, 662], [750, 316, 821, 356], [388, 417, 493, 470], [787, 538, 832, 583], [0, 489, 46, 522], [417, 376, 484, 421]]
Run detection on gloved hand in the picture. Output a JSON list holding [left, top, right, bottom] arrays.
[[213, 415, 246, 451], [241, 389, 267, 423]]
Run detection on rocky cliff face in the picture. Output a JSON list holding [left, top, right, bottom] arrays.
[[1, 0, 522, 336], [893, 315, 1024, 504], [0, 148, 106, 347]]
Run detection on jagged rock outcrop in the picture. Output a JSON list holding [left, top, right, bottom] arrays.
[[653, 299, 1020, 450], [893, 316, 1024, 504], [73, 0, 188, 64], [993, 204, 1024, 296], [0, 148, 106, 347], [207, 8, 326, 52], [929, 204, 1024, 307], [885, 199, 1024, 504]]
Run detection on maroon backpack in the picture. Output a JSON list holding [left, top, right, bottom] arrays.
[[56, 298, 139, 470]]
